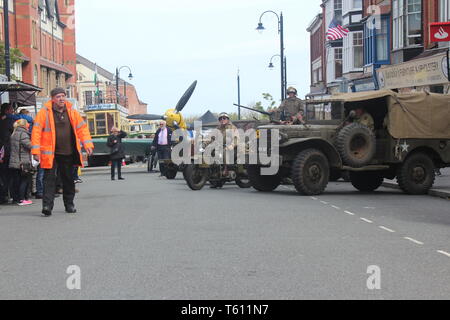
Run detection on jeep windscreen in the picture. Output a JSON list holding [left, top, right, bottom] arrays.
[[305, 101, 343, 125]]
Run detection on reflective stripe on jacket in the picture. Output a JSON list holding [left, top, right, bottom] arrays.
[[31, 100, 94, 169]]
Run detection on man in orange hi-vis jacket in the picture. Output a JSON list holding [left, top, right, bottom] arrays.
[[32, 87, 94, 217]]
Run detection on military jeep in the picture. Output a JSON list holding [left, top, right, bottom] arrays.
[[248, 90, 450, 195]]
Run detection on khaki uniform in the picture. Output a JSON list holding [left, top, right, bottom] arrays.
[[218, 123, 239, 149], [273, 97, 304, 121], [355, 112, 375, 131]]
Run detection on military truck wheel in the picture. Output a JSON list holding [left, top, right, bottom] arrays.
[[210, 180, 225, 189], [336, 123, 376, 168], [165, 168, 178, 180], [397, 153, 435, 195], [349, 171, 383, 192], [235, 176, 252, 189], [292, 149, 329, 196], [184, 165, 208, 190], [247, 165, 281, 192], [147, 153, 158, 172]]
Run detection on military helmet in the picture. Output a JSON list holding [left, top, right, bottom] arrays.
[[287, 86, 298, 95], [218, 112, 230, 120]]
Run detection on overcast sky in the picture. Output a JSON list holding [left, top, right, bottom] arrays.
[[76, 0, 321, 117]]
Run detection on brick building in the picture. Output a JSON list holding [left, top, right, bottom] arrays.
[[308, 0, 450, 98], [307, 13, 326, 98], [76, 54, 148, 116], [0, 0, 76, 102]]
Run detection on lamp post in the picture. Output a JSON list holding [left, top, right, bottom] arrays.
[[268, 55, 287, 98], [237, 69, 241, 120], [256, 10, 285, 101], [3, 0, 11, 81], [116, 66, 133, 105]]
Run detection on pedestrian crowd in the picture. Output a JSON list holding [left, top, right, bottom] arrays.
[[0, 87, 94, 216]]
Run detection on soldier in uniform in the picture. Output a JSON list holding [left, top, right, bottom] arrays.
[[271, 87, 305, 124], [352, 108, 375, 131], [216, 112, 239, 181]]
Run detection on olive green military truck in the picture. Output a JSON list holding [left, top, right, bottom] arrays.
[[248, 90, 450, 195]]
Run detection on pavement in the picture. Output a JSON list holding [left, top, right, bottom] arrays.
[[0, 164, 449, 300], [383, 168, 450, 200]]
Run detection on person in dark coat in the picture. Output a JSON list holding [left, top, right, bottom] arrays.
[[107, 127, 127, 180], [151, 121, 173, 177], [0, 103, 15, 203], [9, 119, 33, 205]]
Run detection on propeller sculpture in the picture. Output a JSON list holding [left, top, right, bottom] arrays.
[[127, 81, 197, 130]]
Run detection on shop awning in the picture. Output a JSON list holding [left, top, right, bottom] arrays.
[[0, 81, 42, 107]]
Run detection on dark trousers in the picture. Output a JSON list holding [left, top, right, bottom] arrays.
[[10, 169, 30, 202], [43, 155, 75, 209], [73, 166, 80, 180], [111, 159, 122, 179], [36, 167, 44, 196], [157, 145, 171, 175], [0, 163, 12, 202]]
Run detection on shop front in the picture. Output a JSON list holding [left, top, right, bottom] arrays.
[[376, 50, 450, 93]]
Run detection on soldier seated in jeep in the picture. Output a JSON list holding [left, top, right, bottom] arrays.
[[348, 107, 375, 132]]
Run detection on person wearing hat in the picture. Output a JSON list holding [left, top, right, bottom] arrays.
[[215, 112, 239, 182], [107, 127, 127, 180], [271, 87, 305, 124], [31, 87, 94, 216]]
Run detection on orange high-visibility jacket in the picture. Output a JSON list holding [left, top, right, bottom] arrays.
[[31, 100, 94, 169]]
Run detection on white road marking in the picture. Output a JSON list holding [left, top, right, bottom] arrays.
[[404, 237, 424, 246], [331, 205, 340, 210], [360, 218, 373, 224], [344, 211, 355, 216], [311, 197, 318, 201], [379, 226, 395, 233], [320, 201, 328, 205], [437, 250, 450, 258]]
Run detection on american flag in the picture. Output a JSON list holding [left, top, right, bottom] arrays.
[[326, 18, 349, 41]]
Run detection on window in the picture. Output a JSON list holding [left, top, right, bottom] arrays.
[[84, 91, 93, 106], [33, 65, 38, 86], [95, 113, 107, 135], [440, 0, 450, 22], [353, 32, 363, 68], [393, 0, 404, 49], [335, 48, 343, 78], [393, 0, 422, 49], [353, 0, 362, 9], [407, 0, 422, 46], [365, 15, 390, 65], [376, 18, 389, 61], [334, 0, 343, 23], [31, 21, 38, 49]]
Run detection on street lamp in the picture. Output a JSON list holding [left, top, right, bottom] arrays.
[[268, 54, 280, 69], [267, 55, 287, 97], [256, 10, 285, 101], [116, 66, 133, 105]]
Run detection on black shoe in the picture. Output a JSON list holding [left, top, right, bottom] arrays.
[[65, 205, 77, 214], [118, 177, 125, 180], [42, 207, 52, 216], [111, 177, 115, 180], [35, 194, 43, 199]]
